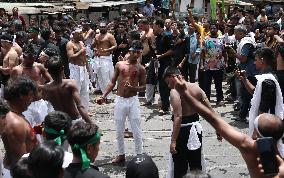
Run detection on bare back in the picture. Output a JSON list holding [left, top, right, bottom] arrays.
[[180, 83, 205, 116], [2, 112, 38, 168], [116, 61, 146, 98], [43, 79, 81, 119]]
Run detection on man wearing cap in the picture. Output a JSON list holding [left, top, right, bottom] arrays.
[[96, 40, 146, 164], [66, 27, 90, 112], [64, 121, 109, 178], [94, 21, 117, 101], [0, 33, 19, 87]]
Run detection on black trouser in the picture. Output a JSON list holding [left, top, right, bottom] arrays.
[[179, 62, 189, 82], [198, 70, 205, 91], [188, 63, 197, 83], [204, 69, 224, 102], [172, 114, 202, 178], [276, 70, 284, 102], [158, 64, 170, 111]]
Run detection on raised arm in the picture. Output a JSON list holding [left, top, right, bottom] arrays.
[[66, 42, 84, 60], [174, 76, 253, 150]]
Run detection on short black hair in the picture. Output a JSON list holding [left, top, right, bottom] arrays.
[[28, 141, 64, 178], [4, 76, 37, 102], [16, 31, 27, 39], [40, 28, 51, 41], [0, 99, 9, 117], [138, 18, 149, 25], [130, 40, 143, 51], [23, 43, 35, 55], [52, 25, 62, 33], [255, 47, 275, 67], [67, 121, 99, 157], [11, 157, 33, 178], [129, 30, 140, 41], [45, 56, 63, 77], [126, 154, 159, 178], [268, 22, 280, 32], [1, 33, 13, 43], [277, 44, 284, 60], [163, 66, 181, 79], [43, 48, 58, 58], [153, 18, 164, 28], [44, 111, 72, 142]]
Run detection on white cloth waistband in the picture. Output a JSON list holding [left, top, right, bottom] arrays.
[[97, 55, 112, 60], [116, 95, 138, 100], [181, 121, 203, 151]]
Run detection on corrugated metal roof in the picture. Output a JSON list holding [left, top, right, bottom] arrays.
[[0, 3, 54, 14], [76, 0, 144, 9]]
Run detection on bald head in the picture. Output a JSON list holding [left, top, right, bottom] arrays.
[[258, 113, 284, 141]]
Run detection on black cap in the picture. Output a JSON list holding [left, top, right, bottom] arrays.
[[126, 154, 159, 178]]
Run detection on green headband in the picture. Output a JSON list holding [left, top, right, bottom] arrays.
[[44, 126, 66, 145], [71, 131, 101, 170]]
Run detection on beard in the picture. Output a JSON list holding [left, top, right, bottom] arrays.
[[100, 29, 107, 34]]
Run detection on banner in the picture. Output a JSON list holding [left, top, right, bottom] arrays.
[[221, 0, 225, 14]]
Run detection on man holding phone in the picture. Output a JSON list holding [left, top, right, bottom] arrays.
[[172, 74, 284, 178]]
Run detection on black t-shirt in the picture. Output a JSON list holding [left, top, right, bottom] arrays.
[[155, 32, 174, 66], [64, 163, 110, 178], [30, 38, 45, 58]]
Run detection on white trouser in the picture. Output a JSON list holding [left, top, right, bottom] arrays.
[[114, 95, 143, 155], [95, 55, 114, 99], [69, 63, 90, 111], [146, 84, 155, 103], [23, 99, 54, 127]]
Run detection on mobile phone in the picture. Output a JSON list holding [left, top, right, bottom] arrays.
[[256, 137, 278, 176]]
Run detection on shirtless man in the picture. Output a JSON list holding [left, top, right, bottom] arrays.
[[173, 75, 284, 178], [11, 44, 53, 127], [0, 34, 19, 86], [138, 18, 156, 106], [43, 56, 92, 123], [66, 28, 90, 112], [94, 21, 117, 100], [82, 20, 95, 90], [0, 99, 10, 178], [164, 67, 206, 177], [96, 40, 146, 164], [2, 76, 38, 177]]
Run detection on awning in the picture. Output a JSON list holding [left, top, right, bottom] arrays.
[[1, 3, 55, 14], [89, 0, 145, 8], [217, 0, 253, 6]]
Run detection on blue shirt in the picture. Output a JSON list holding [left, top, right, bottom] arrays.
[[185, 33, 200, 64]]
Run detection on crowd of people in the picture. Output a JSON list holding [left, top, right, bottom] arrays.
[[1, 1, 284, 178]]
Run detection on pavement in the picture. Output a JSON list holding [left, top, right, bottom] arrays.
[[91, 82, 250, 178], [0, 82, 250, 178]]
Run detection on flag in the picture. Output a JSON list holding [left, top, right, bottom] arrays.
[[221, 0, 225, 14], [210, 0, 217, 21]]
